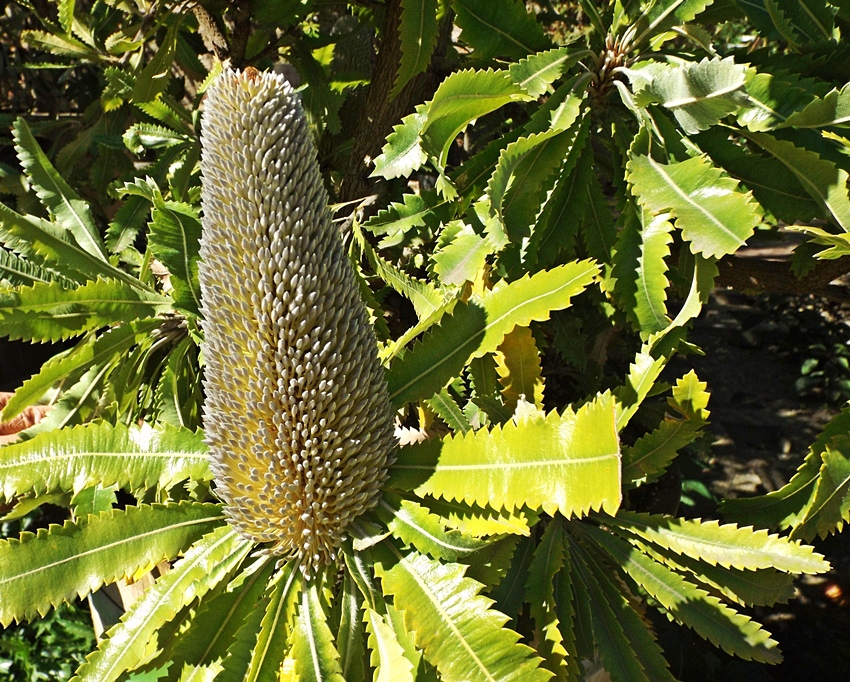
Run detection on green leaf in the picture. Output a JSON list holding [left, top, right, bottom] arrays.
[[371, 104, 430, 180], [148, 199, 202, 315], [426, 388, 473, 433], [377, 492, 490, 561], [1, 318, 159, 422], [613, 348, 667, 431], [363, 190, 446, 239], [524, 519, 570, 678], [790, 435, 850, 540], [486, 95, 583, 238], [388, 394, 621, 517], [431, 224, 491, 287], [640, 57, 748, 134], [614, 210, 674, 335], [451, 0, 551, 61], [695, 127, 820, 224], [0, 277, 171, 342], [352, 221, 443, 320], [584, 525, 783, 663], [632, 539, 796, 607], [290, 579, 345, 682], [365, 607, 415, 682], [738, 70, 821, 131], [494, 325, 544, 411], [392, 0, 439, 98], [566, 530, 675, 682], [336, 571, 366, 681], [422, 497, 535, 537], [0, 421, 212, 500], [19, 29, 100, 60], [610, 511, 828, 574], [164, 558, 276, 674], [386, 260, 599, 406], [509, 47, 590, 98], [0, 502, 223, 627], [72, 526, 252, 682], [123, 123, 189, 155], [622, 416, 702, 486], [782, 83, 850, 128], [634, 0, 715, 44], [743, 132, 850, 231], [628, 154, 762, 258], [376, 548, 552, 681], [244, 562, 302, 682], [13, 118, 106, 261], [132, 23, 180, 103], [0, 203, 135, 287], [421, 69, 534, 170], [0, 247, 69, 287]]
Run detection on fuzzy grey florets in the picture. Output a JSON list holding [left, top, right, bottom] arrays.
[[199, 67, 395, 577]]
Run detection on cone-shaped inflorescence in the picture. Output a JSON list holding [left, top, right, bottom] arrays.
[[199, 67, 396, 577]]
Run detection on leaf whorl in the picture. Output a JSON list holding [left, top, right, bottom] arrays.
[[199, 68, 395, 577]]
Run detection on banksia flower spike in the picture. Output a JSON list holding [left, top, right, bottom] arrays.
[[199, 67, 396, 578]]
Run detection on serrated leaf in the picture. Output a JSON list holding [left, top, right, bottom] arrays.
[[566, 530, 675, 682], [20, 29, 100, 60], [431, 225, 491, 287], [71, 526, 252, 682], [487, 96, 583, 242], [376, 548, 552, 681], [695, 127, 820, 223], [451, 0, 551, 61], [388, 394, 621, 517], [743, 131, 850, 231], [0, 502, 223, 627], [0, 247, 68, 287], [133, 23, 180, 103], [585, 524, 782, 663], [372, 103, 430, 179], [642, 57, 748, 134], [244, 562, 302, 682], [392, 0, 439, 98], [628, 154, 762, 258], [2, 318, 159, 422], [13, 118, 106, 261], [610, 511, 828, 574], [790, 435, 850, 540], [365, 607, 415, 682], [0, 277, 170, 342], [633, 539, 796, 607], [494, 326, 544, 411], [352, 221, 443, 320], [422, 497, 535, 536], [377, 492, 490, 560], [426, 388, 472, 433], [0, 202, 143, 290], [336, 571, 366, 681], [148, 199, 202, 315], [0, 421, 211, 500], [421, 69, 534, 169], [363, 190, 446, 238], [524, 519, 569, 678], [509, 47, 589, 97], [386, 260, 599, 406], [613, 349, 667, 431], [738, 70, 821, 131], [123, 123, 190, 154], [290, 579, 344, 682], [634, 0, 715, 44], [164, 558, 276, 675], [613, 210, 673, 335], [623, 416, 702, 486], [782, 83, 850, 128]]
